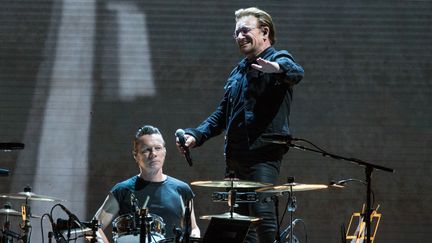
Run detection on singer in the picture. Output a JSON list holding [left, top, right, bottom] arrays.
[[176, 7, 304, 243], [94, 125, 200, 242]]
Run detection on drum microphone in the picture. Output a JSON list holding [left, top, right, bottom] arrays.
[[175, 129, 193, 167], [59, 204, 83, 227]]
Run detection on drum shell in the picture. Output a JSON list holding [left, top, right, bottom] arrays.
[[112, 213, 166, 242]]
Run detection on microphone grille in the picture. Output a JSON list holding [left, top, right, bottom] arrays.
[[175, 129, 185, 136]]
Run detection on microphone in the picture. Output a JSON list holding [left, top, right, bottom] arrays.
[[175, 129, 193, 166], [59, 204, 83, 227]]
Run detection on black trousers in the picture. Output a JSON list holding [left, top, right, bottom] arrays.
[[226, 157, 281, 243]]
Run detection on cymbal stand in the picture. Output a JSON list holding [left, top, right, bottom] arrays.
[[1, 216, 17, 243], [286, 180, 297, 243], [226, 174, 239, 220], [139, 208, 153, 243], [19, 186, 34, 243], [20, 200, 31, 243]]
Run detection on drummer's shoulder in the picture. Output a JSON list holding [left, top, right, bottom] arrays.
[[165, 175, 192, 188], [111, 175, 138, 191]]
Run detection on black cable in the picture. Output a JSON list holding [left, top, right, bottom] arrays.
[[40, 213, 53, 243], [279, 195, 290, 226], [296, 218, 308, 243], [293, 138, 327, 153]]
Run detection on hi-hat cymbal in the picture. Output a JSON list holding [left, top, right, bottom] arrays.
[[0, 192, 65, 202], [191, 180, 271, 188], [0, 208, 41, 218], [200, 212, 261, 222], [256, 183, 328, 193]]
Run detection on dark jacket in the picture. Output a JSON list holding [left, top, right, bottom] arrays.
[[186, 47, 304, 159]]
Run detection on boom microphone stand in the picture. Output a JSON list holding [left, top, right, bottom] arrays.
[[262, 134, 394, 243]]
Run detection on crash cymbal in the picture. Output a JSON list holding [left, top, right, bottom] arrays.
[[256, 183, 328, 193], [200, 212, 261, 222], [191, 180, 271, 188], [0, 208, 41, 218], [0, 192, 65, 202]]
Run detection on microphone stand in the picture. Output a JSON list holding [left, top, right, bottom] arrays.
[[139, 208, 149, 243], [183, 201, 191, 243], [268, 136, 394, 243]]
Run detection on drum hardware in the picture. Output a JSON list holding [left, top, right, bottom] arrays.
[[199, 212, 261, 222], [1, 204, 19, 243], [261, 133, 394, 243], [193, 176, 264, 222], [87, 219, 101, 243], [112, 195, 166, 243], [112, 212, 165, 243], [211, 191, 258, 203], [191, 179, 271, 188], [0, 186, 65, 243], [0, 190, 65, 202], [256, 177, 329, 243], [139, 208, 150, 243]]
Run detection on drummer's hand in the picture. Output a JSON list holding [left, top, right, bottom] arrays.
[[176, 134, 196, 154]]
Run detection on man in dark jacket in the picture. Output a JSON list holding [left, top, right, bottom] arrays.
[[177, 7, 304, 243]]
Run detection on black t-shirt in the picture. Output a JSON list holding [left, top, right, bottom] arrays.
[[111, 175, 194, 238]]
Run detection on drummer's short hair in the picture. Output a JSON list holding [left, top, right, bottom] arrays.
[[133, 125, 164, 155], [135, 125, 161, 138]]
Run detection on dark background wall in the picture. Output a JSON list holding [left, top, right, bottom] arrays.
[[1, 0, 431, 242]]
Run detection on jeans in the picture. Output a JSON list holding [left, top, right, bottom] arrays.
[[226, 158, 281, 243]]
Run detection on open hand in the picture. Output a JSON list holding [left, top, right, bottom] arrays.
[[251, 58, 282, 73]]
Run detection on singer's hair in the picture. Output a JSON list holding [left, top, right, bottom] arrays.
[[133, 125, 164, 155], [235, 7, 276, 45]]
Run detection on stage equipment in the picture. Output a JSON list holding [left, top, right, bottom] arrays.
[[261, 133, 394, 243]]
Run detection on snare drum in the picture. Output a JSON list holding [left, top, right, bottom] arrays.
[[112, 213, 165, 243]]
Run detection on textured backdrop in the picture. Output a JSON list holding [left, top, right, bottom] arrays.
[[1, 0, 431, 242]]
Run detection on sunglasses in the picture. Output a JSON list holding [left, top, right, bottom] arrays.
[[233, 27, 259, 39]]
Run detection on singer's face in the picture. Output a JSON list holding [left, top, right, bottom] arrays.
[[134, 134, 166, 173], [234, 15, 266, 58]]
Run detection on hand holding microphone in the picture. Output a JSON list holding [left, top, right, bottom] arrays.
[[175, 129, 194, 167]]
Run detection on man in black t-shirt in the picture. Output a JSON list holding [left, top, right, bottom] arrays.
[[94, 125, 200, 242]]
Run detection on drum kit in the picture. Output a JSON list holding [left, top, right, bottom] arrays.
[[191, 177, 328, 243]]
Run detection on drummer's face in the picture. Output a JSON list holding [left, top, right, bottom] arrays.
[[134, 134, 166, 173]]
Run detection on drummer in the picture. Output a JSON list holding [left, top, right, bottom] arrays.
[[93, 125, 200, 242]]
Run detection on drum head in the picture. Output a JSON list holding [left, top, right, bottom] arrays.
[[114, 232, 165, 243]]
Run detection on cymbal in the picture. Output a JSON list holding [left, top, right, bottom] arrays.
[[0, 208, 41, 218], [61, 227, 92, 235], [200, 212, 261, 222], [256, 183, 328, 193], [0, 192, 65, 202], [191, 180, 271, 188]]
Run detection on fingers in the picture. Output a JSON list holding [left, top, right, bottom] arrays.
[[175, 134, 196, 154], [256, 57, 269, 64], [185, 135, 196, 148], [251, 63, 263, 71]]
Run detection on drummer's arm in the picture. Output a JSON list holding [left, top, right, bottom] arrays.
[[190, 204, 201, 237], [94, 192, 120, 243]]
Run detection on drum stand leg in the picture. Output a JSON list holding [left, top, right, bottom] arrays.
[[273, 195, 281, 243]]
